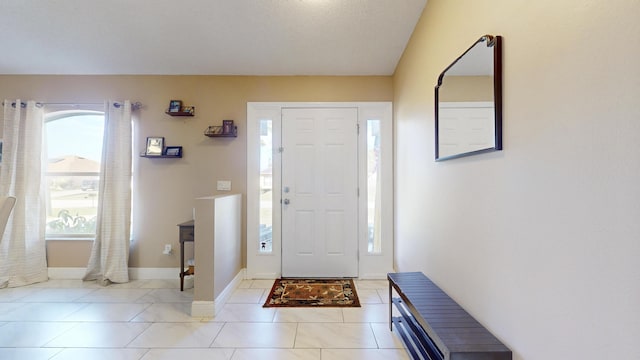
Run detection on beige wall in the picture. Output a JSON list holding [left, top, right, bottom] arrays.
[[438, 75, 493, 102], [193, 194, 241, 304], [394, 1, 640, 360], [0, 75, 392, 269]]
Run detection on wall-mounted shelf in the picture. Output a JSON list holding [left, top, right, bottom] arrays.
[[204, 125, 237, 138], [166, 100, 194, 117], [165, 111, 194, 117], [140, 154, 182, 158], [140, 146, 183, 158]]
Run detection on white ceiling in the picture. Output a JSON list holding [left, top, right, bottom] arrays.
[[0, 0, 427, 76]]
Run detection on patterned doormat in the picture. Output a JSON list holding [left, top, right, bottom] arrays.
[[263, 278, 361, 307]]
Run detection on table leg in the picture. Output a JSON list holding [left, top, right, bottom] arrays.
[[180, 240, 185, 291]]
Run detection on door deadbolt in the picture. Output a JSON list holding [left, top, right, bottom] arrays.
[[283, 199, 290, 205]]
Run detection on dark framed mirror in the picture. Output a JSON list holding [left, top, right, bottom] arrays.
[[435, 35, 502, 161]]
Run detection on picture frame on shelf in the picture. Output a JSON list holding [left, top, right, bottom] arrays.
[[145, 137, 164, 156], [168, 100, 182, 113], [222, 120, 234, 134], [164, 146, 182, 157]]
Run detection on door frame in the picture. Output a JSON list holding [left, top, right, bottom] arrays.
[[246, 102, 394, 279]]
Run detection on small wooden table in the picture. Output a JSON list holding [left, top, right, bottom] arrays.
[[177, 220, 194, 291]]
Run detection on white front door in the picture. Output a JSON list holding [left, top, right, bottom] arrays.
[[281, 108, 358, 277], [438, 102, 495, 158]]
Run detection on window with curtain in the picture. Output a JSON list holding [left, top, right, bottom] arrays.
[[44, 111, 105, 238]]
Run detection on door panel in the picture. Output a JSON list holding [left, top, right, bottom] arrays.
[[294, 210, 314, 255], [438, 104, 495, 158], [281, 108, 358, 277]]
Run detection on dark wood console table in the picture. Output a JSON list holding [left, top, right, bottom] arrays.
[[388, 272, 511, 360], [177, 220, 194, 291]]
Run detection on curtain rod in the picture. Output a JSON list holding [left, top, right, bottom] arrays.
[[4, 101, 143, 110]]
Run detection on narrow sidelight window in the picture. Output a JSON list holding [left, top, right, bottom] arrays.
[[259, 119, 273, 252], [367, 119, 381, 253]]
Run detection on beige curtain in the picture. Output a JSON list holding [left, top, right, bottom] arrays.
[[83, 101, 132, 285], [0, 100, 48, 288]]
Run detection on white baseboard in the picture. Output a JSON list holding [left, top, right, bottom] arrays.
[[129, 267, 180, 280], [247, 272, 278, 279], [47, 267, 181, 280], [191, 268, 245, 317], [48, 267, 388, 281], [48, 266, 244, 318], [212, 269, 246, 311], [48, 267, 86, 279]]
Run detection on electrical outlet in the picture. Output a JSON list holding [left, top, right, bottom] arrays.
[[217, 180, 231, 191], [163, 244, 172, 255]]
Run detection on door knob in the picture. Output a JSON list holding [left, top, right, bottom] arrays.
[[283, 199, 290, 205]]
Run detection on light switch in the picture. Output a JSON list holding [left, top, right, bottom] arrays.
[[217, 180, 231, 191]]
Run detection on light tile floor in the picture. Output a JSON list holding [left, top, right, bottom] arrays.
[[0, 278, 409, 360]]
